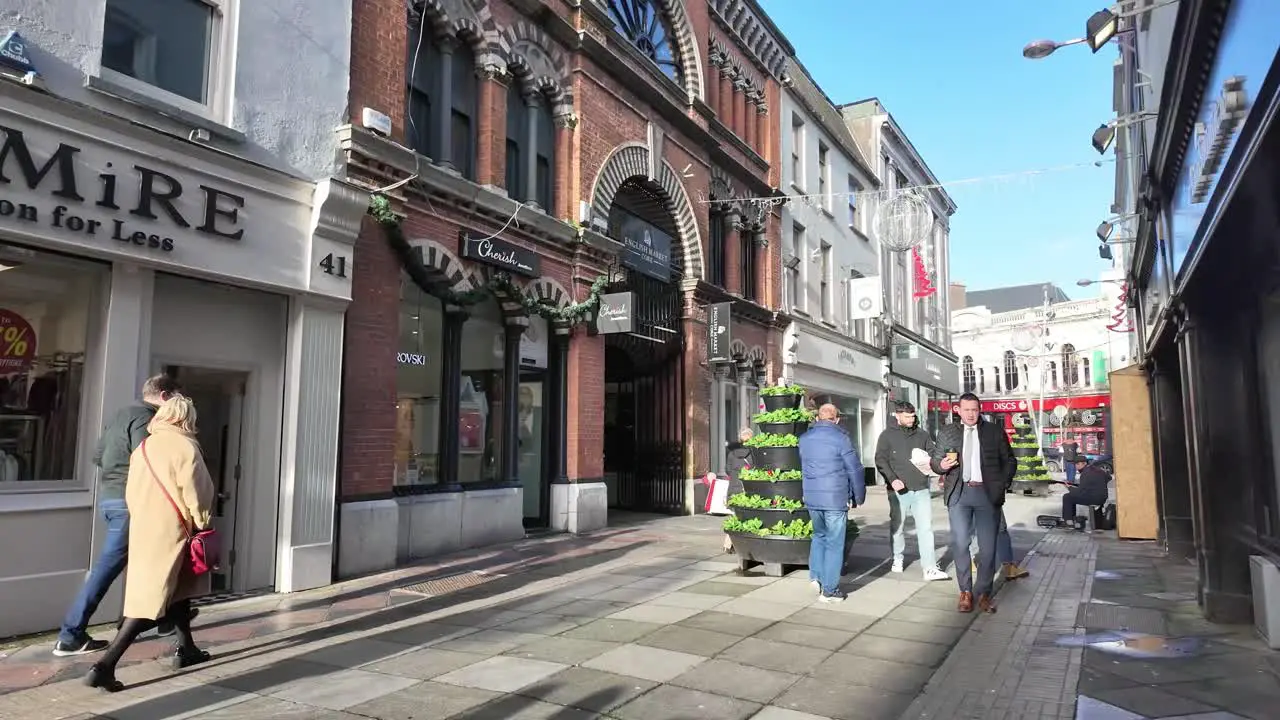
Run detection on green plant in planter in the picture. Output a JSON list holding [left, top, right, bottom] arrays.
[[724, 515, 861, 539], [744, 432, 799, 448], [727, 493, 805, 510], [759, 384, 806, 396], [1010, 441, 1040, 449], [739, 468, 803, 482], [752, 407, 815, 425]]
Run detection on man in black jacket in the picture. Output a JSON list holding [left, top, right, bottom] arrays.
[[931, 393, 1017, 613], [875, 402, 948, 581], [54, 375, 181, 656], [1063, 457, 1110, 529]]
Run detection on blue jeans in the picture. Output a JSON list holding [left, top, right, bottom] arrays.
[[947, 486, 999, 596], [808, 509, 848, 595], [1064, 461, 1077, 484], [59, 499, 129, 645], [996, 511, 1013, 566], [890, 489, 937, 569]]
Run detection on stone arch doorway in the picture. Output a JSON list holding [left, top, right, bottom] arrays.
[[600, 174, 689, 513]]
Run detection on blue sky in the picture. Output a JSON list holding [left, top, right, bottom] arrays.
[[757, 0, 1119, 297]]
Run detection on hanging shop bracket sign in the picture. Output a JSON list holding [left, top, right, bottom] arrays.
[[592, 292, 634, 335], [707, 302, 732, 363]]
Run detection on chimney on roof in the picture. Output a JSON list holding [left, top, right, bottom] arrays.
[[949, 282, 966, 310]]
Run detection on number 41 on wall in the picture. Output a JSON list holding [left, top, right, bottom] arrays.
[[319, 253, 348, 278]]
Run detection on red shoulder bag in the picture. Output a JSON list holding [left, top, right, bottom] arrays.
[[141, 439, 221, 576]]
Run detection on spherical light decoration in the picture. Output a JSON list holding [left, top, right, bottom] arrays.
[[1011, 326, 1038, 353], [874, 189, 933, 253]]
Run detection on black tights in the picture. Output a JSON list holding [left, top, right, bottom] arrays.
[[97, 600, 197, 673]]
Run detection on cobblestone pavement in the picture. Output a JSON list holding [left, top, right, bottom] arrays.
[[0, 491, 1056, 720]]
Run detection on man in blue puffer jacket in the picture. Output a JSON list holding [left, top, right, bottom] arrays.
[[799, 403, 866, 602]]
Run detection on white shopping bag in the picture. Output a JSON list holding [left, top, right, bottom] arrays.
[[703, 473, 732, 515]]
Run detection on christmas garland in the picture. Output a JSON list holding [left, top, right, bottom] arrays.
[[368, 194, 608, 324]]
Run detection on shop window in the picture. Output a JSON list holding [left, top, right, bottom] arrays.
[[395, 275, 444, 486], [535, 101, 555, 211], [1081, 357, 1092, 387], [978, 367, 985, 394], [708, 210, 726, 288], [0, 247, 103, 490], [505, 83, 525, 201], [405, 25, 478, 180], [451, 43, 478, 181], [1003, 350, 1020, 391], [458, 299, 506, 483], [1048, 361, 1059, 390], [742, 230, 759, 302], [1061, 343, 1079, 386], [605, 0, 682, 81], [100, 0, 233, 120], [961, 355, 975, 392]]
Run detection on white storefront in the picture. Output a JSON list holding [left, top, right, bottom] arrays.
[[0, 85, 366, 637], [786, 328, 886, 460]]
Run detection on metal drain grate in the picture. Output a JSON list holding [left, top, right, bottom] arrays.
[[1076, 602, 1169, 635], [396, 571, 504, 597]]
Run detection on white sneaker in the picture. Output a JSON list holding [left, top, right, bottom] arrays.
[[891, 559, 904, 573], [922, 566, 950, 582], [810, 579, 821, 593]]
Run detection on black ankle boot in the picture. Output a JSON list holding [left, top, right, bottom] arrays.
[[172, 646, 212, 670], [84, 663, 124, 692]]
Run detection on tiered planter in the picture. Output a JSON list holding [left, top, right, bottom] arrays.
[[725, 387, 858, 577], [1010, 422, 1052, 496]]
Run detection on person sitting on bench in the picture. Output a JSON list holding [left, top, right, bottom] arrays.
[[1062, 457, 1109, 530]]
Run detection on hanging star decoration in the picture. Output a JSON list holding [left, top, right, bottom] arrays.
[[911, 246, 937, 299]]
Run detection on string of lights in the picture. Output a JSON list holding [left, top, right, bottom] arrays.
[[699, 157, 1117, 205]]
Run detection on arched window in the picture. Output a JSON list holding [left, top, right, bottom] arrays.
[[606, 0, 681, 80], [406, 25, 479, 181], [505, 83, 557, 210], [962, 355, 975, 392], [1003, 350, 1019, 391], [1061, 343, 1079, 386], [978, 367, 985, 394]]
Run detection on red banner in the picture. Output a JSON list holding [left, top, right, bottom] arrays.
[[0, 309, 37, 374]]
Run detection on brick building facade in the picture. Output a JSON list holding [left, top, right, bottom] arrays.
[[336, 0, 791, 577]]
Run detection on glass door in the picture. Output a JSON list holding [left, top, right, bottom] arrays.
[[519, 372, 548, 527]]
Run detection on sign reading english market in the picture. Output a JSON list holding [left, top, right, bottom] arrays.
[[459, 232, 540, 277]]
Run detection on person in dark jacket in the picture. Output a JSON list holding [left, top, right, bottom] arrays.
[[875, 401, 948, 581], [800, 404, 865, 603], [931, 393, 1016, 614], [54, 375, 182, 657], [1062, 457, 1110, 529], [722, 429, 755, 553]]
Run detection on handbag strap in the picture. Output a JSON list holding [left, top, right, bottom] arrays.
[[141, 438, 193, 540]]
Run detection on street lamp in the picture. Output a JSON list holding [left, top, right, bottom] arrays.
[[1091, 112, 1158, 154], [1076, 278, 1125, 288], [1022, 1, 1180, 59], [1095, 213, 1139, 242]]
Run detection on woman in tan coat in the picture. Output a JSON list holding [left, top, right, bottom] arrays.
[[85, 395, 216, 692]]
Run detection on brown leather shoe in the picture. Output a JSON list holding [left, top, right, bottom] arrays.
[[978, 594, 997, 613], [957, 591, 974, 613]]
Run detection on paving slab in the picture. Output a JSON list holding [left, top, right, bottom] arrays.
[[515, 666, 655, 713], [344, 680, 498, 719], [612, 683, 761, 720], [720, 637, 833, 675], [754, 622, 858, 652], [606, 603, 703, 625], [502, 636, 619, 665], [635, 625, 743, 656], [360, 647, 488, 680], [433, 656, 567, 693], [677, 611, 777, 637], [268, 668, 420, 710], [670, 658, 802, 704], [582, 643, 705, 682], [774, 677, 916, 720], [561, 619, 663, 643]]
